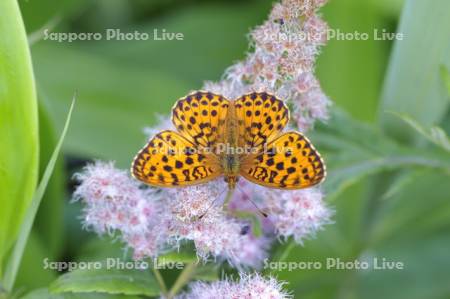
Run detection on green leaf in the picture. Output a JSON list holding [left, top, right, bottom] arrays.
[[379, 170, 422, 200], [356, 234, 450, 299], [318, 0, 388, 122], [3, 98, 75, 292], [379, 0, 450, 143], [440, 65, 450, 98], [21, 288, 64, 299], [157, 245, 196, 266], [358, 236, 450, 299], [34, 95, 67, 260], [388, 111, 450, 152], [22, 288, 142, 299], [313, 109, 450, 199], [371, 169, 450, 245], [325, 153, 450, 200], [192, 264, 219, 282], [0, 0, 39, 275], [49, 268, 159, 297], [371, 0, 405, 17]]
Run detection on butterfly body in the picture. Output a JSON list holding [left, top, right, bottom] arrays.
[[132, 91, 326, 190], [220, 102, 241, 189], [221, 155, 240, 189]]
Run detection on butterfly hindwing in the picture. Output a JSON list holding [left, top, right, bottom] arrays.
[[132, 131, 221, 187], [234, 92, 290, 151], [171, 91, 230, 149], [240, 131, 326, 189]]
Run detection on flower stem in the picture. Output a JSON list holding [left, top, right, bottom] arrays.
[[167, 262, 197, 299], [223, 188, 234, 211], [152, 267, 168, 297], [277, 241, 295, 263]]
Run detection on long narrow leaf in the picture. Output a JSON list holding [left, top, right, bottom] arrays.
[[379, 0, 450, 143], [0, 0, 39, 274], [441, 65, 450, 97], [318, 0, 387, 122], [49, 267, 159, 297], [388, 111, 450, 152], [3, 98, 75, 292]]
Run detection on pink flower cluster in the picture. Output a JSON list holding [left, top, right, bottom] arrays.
[[74, 160, 331, 267], [74, 163, 272, 267], [166, 181, 271, 268], [73, 162, 170, 259], [228, 179, 333, 245], [264, 188, 333, 244], [176, 273, 291, 299], [204, 0, 331, 131]]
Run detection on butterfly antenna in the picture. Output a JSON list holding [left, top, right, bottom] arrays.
[[235, 185, 268, 218], [198, 187, 228, 220]]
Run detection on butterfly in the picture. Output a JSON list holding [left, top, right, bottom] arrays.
[[131, 91, 326, 190]]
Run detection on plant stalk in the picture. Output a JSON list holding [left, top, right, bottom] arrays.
[[223, 188, 235, 211], [152, 266, 168, 297], [167, 262, 197, 299]]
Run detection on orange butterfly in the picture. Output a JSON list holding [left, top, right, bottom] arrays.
[[131, 91, 325, 190]]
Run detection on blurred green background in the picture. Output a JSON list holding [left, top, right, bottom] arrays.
[[4, 0, 450, 298]]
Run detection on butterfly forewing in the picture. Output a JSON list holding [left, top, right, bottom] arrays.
[[234, 92, 289, 151], [240, 131, 326, 189], [132, 131, 221, 187], [171, 91, 230, 150]]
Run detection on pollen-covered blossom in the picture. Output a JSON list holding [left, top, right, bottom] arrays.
[[165, 181, 271, 269], [228, 234, 272, 269], [73, 162, 170, 259], [204, 0, 331, 131], [228, 179, 332, 244], [166, 180, 225, 222], [74, 162, 270, 268], [264, 188, 333, 244], [171, 206, 269, 269], [176, 273, 291, 299]]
